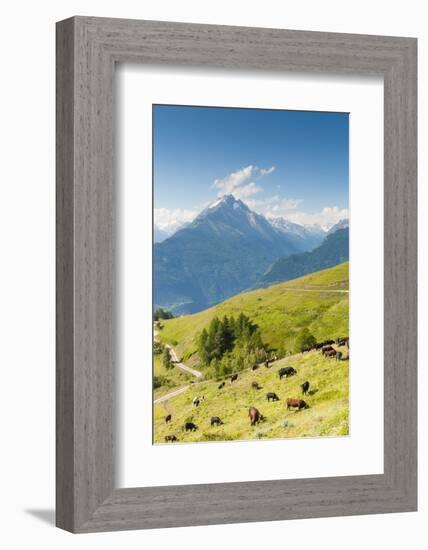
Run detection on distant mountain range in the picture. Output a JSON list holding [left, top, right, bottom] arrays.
[[154, 194, 348, 315], [269, 217, 325, 252], [326, 218, 349, 235], [256, 227, 349, 288]]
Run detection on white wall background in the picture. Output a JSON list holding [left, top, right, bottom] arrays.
[[0, 1, 424, 548]]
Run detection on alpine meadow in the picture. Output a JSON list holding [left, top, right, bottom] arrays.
[[152, 105, 350, 445]]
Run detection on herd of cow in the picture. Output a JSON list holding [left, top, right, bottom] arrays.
[[162, 336, 349, 443], [302, 336, 349, 360]]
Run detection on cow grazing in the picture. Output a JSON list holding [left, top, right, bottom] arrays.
[[251, 364, 260, 371], [266, 392, 280, 402], [192, 395, 205, 407], [184, 422, 198, 432], [336, 351, 343, 361], [321, 345, 335, 355], [324, 349, 337, 358], [218, 381, 226, 390], [336, 336, 349, 347], [301, 381, 310, 395], [210, 416, 223, 426], [165, 414, 172, 423], [165, 435, 177, 442], [264, 360, 270, 368], [251, 381, 261, 390], [230, 373, 238, 382], [287, 398, 309, 411], [248, 406, 263, 426], [278, 366, 297, 379]]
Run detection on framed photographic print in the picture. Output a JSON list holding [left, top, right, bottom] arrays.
[[56, 17, 417, 532]]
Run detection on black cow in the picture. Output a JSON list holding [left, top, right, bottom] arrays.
[[301, 381, 310, 395], [184, 422, 198, 432], [164, 435, 177, 442], [210, 416, 223, 426], [165, 414, 172, 423], [251, 381, 261, 390], [218, 381, 226, 390], [279, 366, 297, 379], [322, 339, 335, 346], [251, 364, 260, 371], [230, 373, 238, 382], [266, 392, 280, 402], [336, 337, 349, 347]]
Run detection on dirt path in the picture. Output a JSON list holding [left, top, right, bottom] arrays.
[[281, 287, 349, 294], [154, 385, 190, 404], [153, 323, 203, 403], [154, 323, 202, 378], [168, 347, 203, 378]]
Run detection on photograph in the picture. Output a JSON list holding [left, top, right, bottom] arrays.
[[152, 105, 350, 444]]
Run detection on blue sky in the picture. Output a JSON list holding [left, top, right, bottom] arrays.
[[153, 105, 349, 231]]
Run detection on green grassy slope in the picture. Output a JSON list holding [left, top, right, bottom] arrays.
[[158, 262, 349, 362], [154, 347, 349, 444]]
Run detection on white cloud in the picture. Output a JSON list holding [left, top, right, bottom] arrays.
[[286, 206, 349, 230], [246, 195, 303, 218], [244, 195, 348, 230], [154, 207, 198, 232], [233, 181, 263, 199], [212, 165, 275, 198], [259, 166, 276, 177]]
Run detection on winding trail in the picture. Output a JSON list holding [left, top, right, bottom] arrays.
[[153, 324, 202, 404], [280, 287, 349, 294], [154, 385, 190, 404], [168, 347, 203, 378]]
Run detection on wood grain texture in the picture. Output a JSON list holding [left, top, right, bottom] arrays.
[[56, 16, 417, 533]]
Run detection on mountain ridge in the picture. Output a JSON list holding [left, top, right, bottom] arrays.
[[256, 227, 349, 288], [154, 195, 347, 314], [154, 195, 301, 314]]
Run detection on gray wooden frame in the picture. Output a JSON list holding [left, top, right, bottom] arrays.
[[56, 16, 417, 533]]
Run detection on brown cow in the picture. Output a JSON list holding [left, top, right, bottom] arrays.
[[287, 398, 309, 411], [164, 435, 177, 442], [248, 406, 263, 426]]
